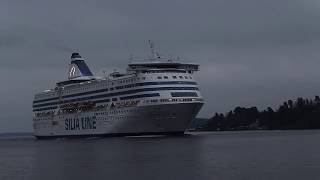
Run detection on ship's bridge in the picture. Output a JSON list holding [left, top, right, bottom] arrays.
[[127, 61, 199, 74]]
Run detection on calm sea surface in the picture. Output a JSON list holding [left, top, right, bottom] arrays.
[[0, 130, 319, 180]]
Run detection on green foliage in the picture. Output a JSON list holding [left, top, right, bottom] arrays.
[[202, 96, 320, 131]]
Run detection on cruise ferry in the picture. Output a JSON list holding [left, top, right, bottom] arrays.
[[33, 44, 204, 138]]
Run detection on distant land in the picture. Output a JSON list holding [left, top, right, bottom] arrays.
[[193, 96, 320, 131], [0, 132, 33, 137]]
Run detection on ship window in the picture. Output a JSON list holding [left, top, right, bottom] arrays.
[[184, 76, 188, 79], [189, 76, 192, 79], [157, 76, 162, 79], [179, 76, 183, 79], [172, 76, 177, 79], [164, 76, 168, 79]]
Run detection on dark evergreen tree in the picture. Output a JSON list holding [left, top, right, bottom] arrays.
[[201, 95, 320, 131]]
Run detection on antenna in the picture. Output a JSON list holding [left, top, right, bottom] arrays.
[[148, 40, 157, 59], [124, 41, 134, 63], [129, 54, 134, 62]]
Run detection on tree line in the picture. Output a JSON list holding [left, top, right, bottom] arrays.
[[202, 96, 320, 131]]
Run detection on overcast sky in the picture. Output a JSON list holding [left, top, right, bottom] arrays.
[[1, 0, 320, 132]]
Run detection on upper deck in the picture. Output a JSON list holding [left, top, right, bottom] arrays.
[[34, 45, 201, 102]]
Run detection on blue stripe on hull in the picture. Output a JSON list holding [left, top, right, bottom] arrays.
[[33, 81, 197, 104], [33, 86, 197, 108]]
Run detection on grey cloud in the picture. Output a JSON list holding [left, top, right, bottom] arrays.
[[0, 29, 26, 48]]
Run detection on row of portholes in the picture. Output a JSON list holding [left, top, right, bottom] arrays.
[[114, 77, 146, 85], [34, 117, 51, 121], [143, 99, 159, 103], [157, 75, 192, 80], [98, 116, 129, 121], [159, 98, 199, 102], [60, 77, 147, 94], [95, 109, 132, 116]]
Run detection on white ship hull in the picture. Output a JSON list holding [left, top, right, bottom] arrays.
[[34, 102, 203, 138], [33, 51, 204, 139]]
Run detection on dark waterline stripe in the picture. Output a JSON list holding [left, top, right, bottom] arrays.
[[35, 131, 185, 139]]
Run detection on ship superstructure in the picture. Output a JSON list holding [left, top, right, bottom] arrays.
[[33, 45, 204, 138]]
